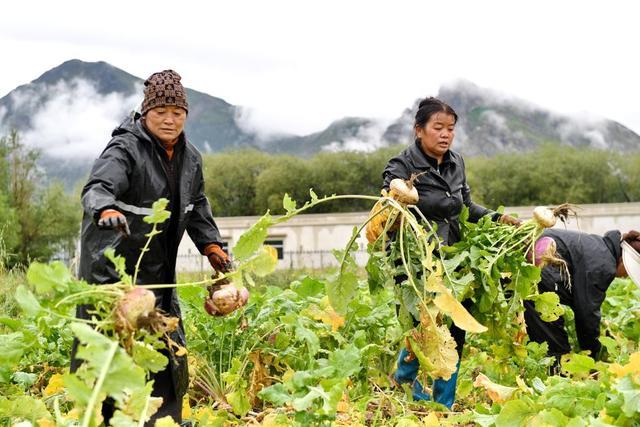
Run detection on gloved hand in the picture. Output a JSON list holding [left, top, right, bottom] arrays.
[[205, 243, 233, 273], [499, 214, 522, 227], [98, 209, 130, 237], [365, 189, 402, 243]]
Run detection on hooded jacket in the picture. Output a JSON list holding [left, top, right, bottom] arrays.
[[77, 112, 223, 397], [383, 141, 495, 245]]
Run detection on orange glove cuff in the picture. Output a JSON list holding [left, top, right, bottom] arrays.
[[100, 209, 123, 220], [205, 243, 231, 272]]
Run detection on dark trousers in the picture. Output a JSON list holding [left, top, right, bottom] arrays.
[[523, 266, 573, 357]]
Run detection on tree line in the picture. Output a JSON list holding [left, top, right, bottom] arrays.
[[203, 144, 640, 216]]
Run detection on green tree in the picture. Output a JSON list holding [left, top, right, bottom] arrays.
[[202, 149, 274, 216], [254, 157, 314, 214], [0, 131, 80, 267]]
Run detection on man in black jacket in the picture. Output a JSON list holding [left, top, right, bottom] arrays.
[[524, 228, 640, 365], [76, 70, 231, 423]]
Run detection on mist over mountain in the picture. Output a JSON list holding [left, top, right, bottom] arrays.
[[1, 59, 639, 188]]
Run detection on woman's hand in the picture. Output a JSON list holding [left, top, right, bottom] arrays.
[[499, 214, 522, 227]]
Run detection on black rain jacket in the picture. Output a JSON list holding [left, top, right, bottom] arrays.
[[539, 229, 621, 356], [77, 112, 223, 397], [382, 141, 495, 245]]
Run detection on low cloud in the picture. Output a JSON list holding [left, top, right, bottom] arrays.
[[234, 106, 293, 143], [16, 78, 141, 158], [322, 119, 391, 153], [557, 114, 608, 149]]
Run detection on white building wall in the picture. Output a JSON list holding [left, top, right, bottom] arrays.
[[177, 203, 640, 272]]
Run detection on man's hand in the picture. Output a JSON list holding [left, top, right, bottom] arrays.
[[206, 243, 233, 273], [98, 209, 130, 237], [499, 214, 522, 227]]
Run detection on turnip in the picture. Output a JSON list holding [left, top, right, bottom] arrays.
[[532, 207, 556, 228], [532, 203, 578, 229], [115, 287, 156, 329], [389, 177, 419, 205], [527, 236, 556, 266], [204, 283, 249, 316]]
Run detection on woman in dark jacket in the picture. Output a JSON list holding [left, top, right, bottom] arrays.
[[74, 70, 232, 424], [524, 229, 640, 366], [368, 97, 519, 408]]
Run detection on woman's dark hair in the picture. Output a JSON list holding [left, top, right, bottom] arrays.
[[414, 97, 458, 128], [623, 230, 640, 254]]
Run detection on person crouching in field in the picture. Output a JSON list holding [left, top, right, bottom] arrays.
[[524, 229, 640, 370]]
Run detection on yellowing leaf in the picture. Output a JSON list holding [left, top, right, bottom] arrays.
[[424, 261, 443, 291], [282, 367, 296, 383], [473, 373, 517, 403], [43, 373, 65, 397], [336, 393, 350, 413], [182, 395, 192, 419], [336, 400, 350, 413], [432, 282, 487, 333], [423, 412, 440, 427], [194, 406, 216, 419], [65, 408, 81, 421], [308, 305, 345, 332], [154, 415, 180, 427], [174, 346, 188, 357], [37, 418, 55, 427], [395, 419, 421, 427], [261, 413, 291, 427], [408, 307, 459, 380], [610, 351, 640, 378], [515, 376, 534, 394]]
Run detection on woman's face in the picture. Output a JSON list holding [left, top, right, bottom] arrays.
[[415, 112, 456, 160], [144, 105, 187, 145]]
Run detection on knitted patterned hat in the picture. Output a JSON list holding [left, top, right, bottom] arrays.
[[141, 70, 189, 114]]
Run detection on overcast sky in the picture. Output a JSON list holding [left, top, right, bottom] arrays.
[[2, 0, 639, 136]]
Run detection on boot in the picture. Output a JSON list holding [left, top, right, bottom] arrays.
[[392, 348, 431, 401]]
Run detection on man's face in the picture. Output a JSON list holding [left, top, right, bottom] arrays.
[[144, 105, 187, 145]]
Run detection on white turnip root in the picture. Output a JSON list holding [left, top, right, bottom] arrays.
[[532, 204, 578, 229], [389, 178, 419, 205], [532, 206, 556, 228], [115, 287, 156, 329]]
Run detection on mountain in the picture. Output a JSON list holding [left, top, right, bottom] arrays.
[[261, 117, 383, 156], [0, 59, 254, 155], [1, 60, 639, 187]]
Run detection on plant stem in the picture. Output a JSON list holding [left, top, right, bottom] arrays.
[[398, 216, 429, 312], [137, 393, 151, 427], [133, 226, 160, 285], [55, 288, 123, 308], [277, 194, 381, 224], [45, 308, 109, 325], [82, 340, 118, 427]]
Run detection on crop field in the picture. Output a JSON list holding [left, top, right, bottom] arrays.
[[1, 195, 639, 426]]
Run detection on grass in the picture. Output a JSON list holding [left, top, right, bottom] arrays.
[[0, 264, 25, 329]]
